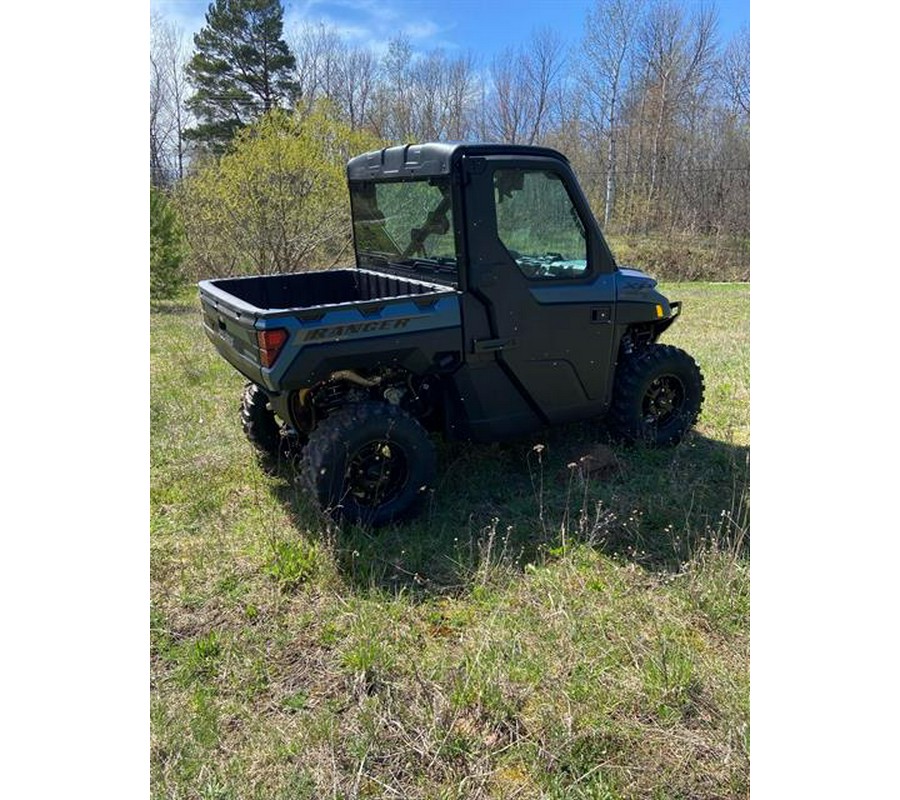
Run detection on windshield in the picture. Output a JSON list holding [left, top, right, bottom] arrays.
[[350, 178, 458, 276]]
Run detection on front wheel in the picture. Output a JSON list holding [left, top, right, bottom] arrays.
[[300, 402, 436, 526], [607, 344, 705, 446]]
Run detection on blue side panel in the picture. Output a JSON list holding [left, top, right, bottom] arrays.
[[256, 296, 462, 391]]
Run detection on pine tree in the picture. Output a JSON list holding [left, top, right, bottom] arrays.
[[185, 0, 299, 153], [150, 187, 186, 299]]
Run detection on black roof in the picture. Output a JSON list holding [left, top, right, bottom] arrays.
[[346, 142, 568, 181]]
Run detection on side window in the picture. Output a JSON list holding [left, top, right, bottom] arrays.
[[493, 169, 588, 280]]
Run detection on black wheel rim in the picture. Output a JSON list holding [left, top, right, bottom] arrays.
[[642, 374, 686, 427], [345, 441, 409, 508]]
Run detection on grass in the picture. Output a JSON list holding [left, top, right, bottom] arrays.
[[150, 281, 749, 799]]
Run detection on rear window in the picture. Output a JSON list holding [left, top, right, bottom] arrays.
[[350, 178, 458, 276]]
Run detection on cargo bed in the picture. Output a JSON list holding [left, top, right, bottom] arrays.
[[202, 268, 449, 316], [198, 268, 462, 392]]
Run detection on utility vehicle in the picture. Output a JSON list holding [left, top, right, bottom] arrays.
[[199, 143, 704, 525]]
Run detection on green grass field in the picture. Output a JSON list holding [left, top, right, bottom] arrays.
[[150, 282, 749, 799]]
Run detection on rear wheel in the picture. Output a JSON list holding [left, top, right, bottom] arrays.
[[607, 344, 704, 446], [240, 383, 300, 465], [301, 402, 436, 526]]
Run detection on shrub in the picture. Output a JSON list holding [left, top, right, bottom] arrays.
[[175, 102, 382, 281], [150, 186, 186, 299]]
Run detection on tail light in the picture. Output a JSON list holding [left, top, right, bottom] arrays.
[[257, 328, 288, 368]]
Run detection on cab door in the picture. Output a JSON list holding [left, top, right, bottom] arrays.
[[462, 155, 618, 424]]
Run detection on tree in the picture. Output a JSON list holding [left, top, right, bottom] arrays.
[[150, 16, 170, 186], [290, 22, 345, 117], [290, 22, 379, 130], [150, 14, 190, 186], [487, 29, 565, 145], [371, 36, 415, 142], [443, 52, 478, 140], [337, 46, 379, 131], [185, 0, 299, 152], [174, 103, 382, 279], [632, 0, 718, 229], [150, 187, 186, 299], [489, 48, 527, 143], [581, 0, 643, 226], [722, 24, 749, 118]]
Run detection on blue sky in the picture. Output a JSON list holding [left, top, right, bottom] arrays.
[[152, 0, 749, 57]]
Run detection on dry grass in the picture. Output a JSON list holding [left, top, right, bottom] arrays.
[[606, 234, 750, 283]]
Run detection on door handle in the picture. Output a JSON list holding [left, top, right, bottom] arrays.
[[473, 337, 518, 353]]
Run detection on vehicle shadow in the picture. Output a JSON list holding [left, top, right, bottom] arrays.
[[266, 419, 749, 597]]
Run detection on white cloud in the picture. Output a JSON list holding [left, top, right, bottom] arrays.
[[288, 0, 452, 52], [151, 0, 456, 60], [403, 20, 440, 40]]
